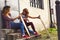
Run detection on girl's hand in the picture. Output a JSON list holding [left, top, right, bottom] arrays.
[[16, 16, 19, 19], [17, 15, 21, 19]]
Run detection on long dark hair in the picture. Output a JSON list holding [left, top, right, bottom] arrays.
[[2, 6, 10, 15], [1, 6, 10, 28]]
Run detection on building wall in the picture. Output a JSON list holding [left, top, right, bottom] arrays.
[[0, 0, 5, 28], [20, 0, 50, 32], [0, 10, 2, 29]]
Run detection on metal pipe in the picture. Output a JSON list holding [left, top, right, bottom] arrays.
[[55, 0, 60, 40], [5, 0, 7, 6], [49, 0, 53, 28]]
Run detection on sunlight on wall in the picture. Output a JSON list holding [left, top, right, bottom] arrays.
[[7, 0, 18, 11]]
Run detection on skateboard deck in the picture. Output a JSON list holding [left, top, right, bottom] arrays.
[[22, 34, 41, 40]]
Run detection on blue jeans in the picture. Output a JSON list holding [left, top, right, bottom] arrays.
[[10, 21, 25, 35], [10, 21, 34, 35], [28, 30, 34, 35]]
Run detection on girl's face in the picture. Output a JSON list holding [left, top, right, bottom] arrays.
[[23, 9, 28, 15], [23, 11, 26, 15]]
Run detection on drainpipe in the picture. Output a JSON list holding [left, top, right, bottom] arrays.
[[55, 0, 60, 40], [5, 0, 7, 6], [49, 0, 54, 28]]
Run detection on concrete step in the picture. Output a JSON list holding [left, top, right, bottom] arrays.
[[0, 29, 12, 40], [0, 29, 14, 34], [0, 29, 14, 38], [6, 33, 21, 40]]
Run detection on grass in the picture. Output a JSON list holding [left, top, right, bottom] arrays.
[[40, 28, 58, 40], [28, 28, 58, 40], [4, 28, 57, 40]]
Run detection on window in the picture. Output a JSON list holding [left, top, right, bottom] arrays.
[[30, 0, 44, 9]]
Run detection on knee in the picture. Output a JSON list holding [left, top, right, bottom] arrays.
[[30, 22, 33, 24]]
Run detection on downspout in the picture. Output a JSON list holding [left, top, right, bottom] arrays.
[[49, 0, 53, 28], [5, 0, 7, 6]]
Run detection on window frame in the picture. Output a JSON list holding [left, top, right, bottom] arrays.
[[30, 0, 44, 9]]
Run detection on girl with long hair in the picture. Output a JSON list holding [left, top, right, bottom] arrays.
[[1, 6, 29, 38]]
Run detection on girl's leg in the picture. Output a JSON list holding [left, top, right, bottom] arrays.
[[19, 22, 30, 38], [10, 22, 29, 38], [26, 22, 38, 35], [28, 29, 34, 35], [10, 22, 19, 32], [26, 22, 36, 32], [10, 21, 25, 35], [19, 22, 25, 36]]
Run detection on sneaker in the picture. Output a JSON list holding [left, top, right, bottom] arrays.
[[22, 35, 30, 38], [34, 32, 41, 37], [34, 32, 38, 35]]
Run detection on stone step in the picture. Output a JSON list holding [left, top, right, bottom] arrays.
[[0, 29, 13, 38], [6, 33, 21, 40], [0, 29, 14, 34], [0, 29, 21, 40]]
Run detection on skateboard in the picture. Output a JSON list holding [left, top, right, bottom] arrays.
[[22, 34, 41, 40]]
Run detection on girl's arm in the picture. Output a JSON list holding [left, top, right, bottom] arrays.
[[12, 16, 19, 21], [28, 15, 40, 19], [4, 15, 19, 21]]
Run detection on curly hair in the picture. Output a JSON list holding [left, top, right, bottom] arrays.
[[22, 8, 29, 16]]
